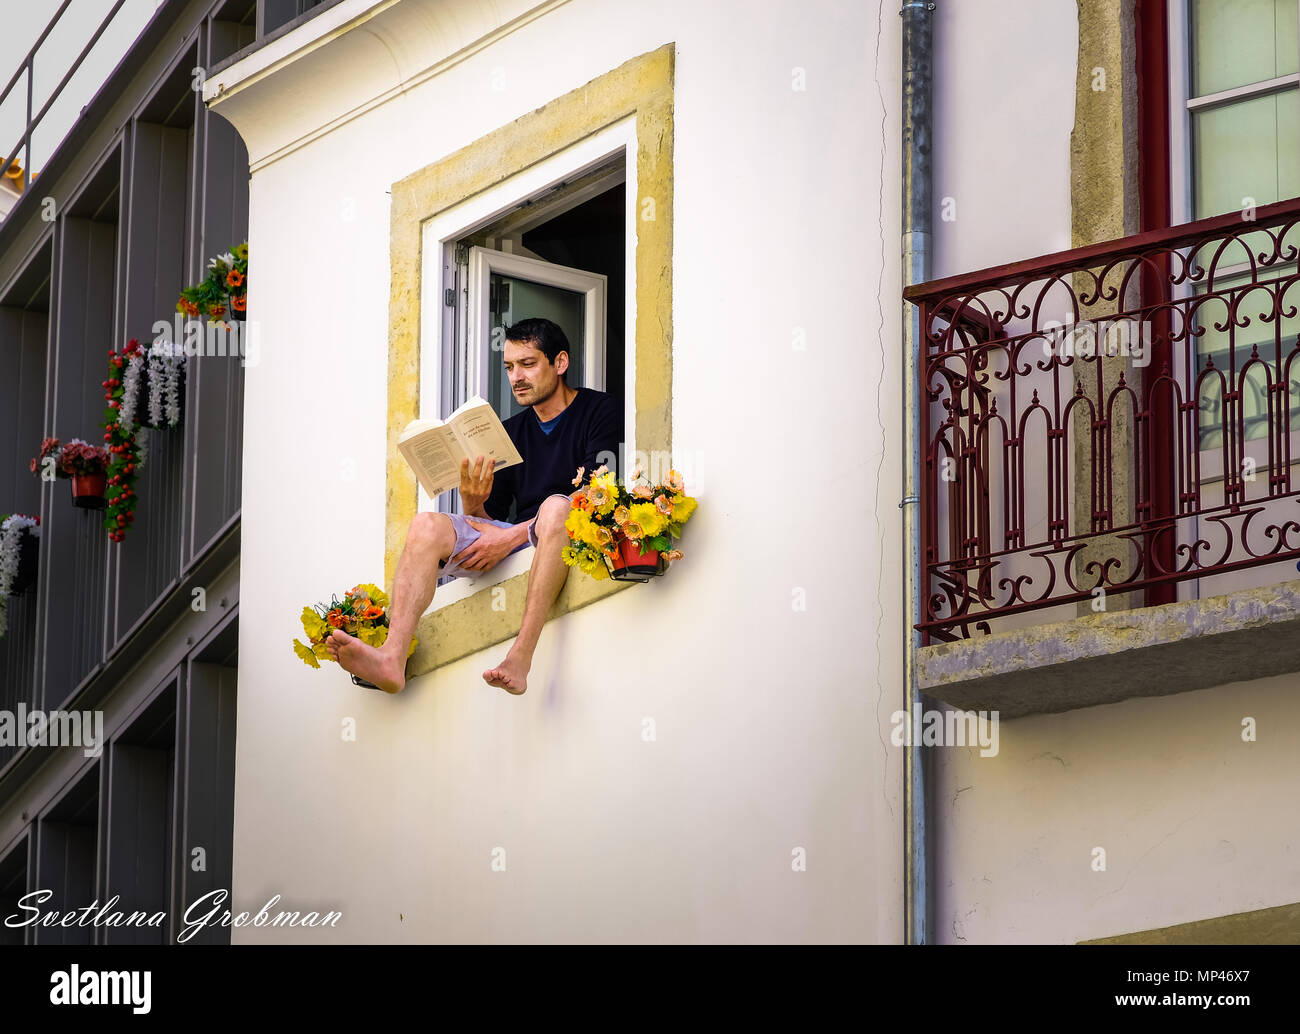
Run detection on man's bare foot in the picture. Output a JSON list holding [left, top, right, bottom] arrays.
[[327, 630, 407, 694], [483, 653, 529, 695]]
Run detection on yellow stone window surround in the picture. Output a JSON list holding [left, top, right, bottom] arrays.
[[385, 43, 675, 678]]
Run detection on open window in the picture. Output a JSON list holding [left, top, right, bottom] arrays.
[[418, 119, 633, 595]]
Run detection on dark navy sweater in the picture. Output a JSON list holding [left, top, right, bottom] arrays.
[[483, 386, 624, 524]]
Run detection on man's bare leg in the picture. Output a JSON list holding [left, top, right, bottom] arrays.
[[327, 512, 455, 693], [483, 495, 571, 695]]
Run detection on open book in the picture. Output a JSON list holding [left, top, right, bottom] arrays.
[[398, 395, 523, 500]]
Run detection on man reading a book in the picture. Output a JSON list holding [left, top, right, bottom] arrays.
[[327, 317, 623, 695]]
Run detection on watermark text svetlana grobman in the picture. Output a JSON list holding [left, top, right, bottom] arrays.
[[150, 314, 259, 368], [8, 888, 342, 943], [891, 704, 1000, 757], [0, 705, 103, 758]]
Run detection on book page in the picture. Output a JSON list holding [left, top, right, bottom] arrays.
[[397, 424, 462, 498], [448, 400, 523, 471]]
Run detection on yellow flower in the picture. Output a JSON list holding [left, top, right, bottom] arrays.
[[561, 545, 581, 566], [670, 494, 697, 524], [358, 624, 387, 649], [293, 639, 321, 668], [300, 606, 328, 642], [590, 471, 620, 514], [628, 501, 667, 537]]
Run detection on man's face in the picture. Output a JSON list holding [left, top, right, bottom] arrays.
[[503, 337, 566, 406]]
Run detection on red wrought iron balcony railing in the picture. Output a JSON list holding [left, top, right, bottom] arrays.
[[904, 197, 1300, 643]]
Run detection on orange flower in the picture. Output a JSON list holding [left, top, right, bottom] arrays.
[[209, 304, 226, 318], [180, 299, 199, 317], [365, 605, 384, 619], [612, 505, 630, 526], [326, 608, 345, 628], [664, 549, 683, 562], [665, 470, 685, 492], [632, 484, 654, 500], [231, 294, 247, 312], [226, 268, 244, 288], [654, 494, 673, 516], [624, 520, 644, 540]]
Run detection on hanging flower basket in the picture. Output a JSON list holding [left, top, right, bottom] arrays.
[[562, 463, 695, 582], [178, 242, 247, 327], [291, 583, 416, 692], [0, 514, 40, 637], [72, 473, 107, 509], [608, 534, 667, 581], [1, 513, 40, 595], [139, 347, 185, 429], [30, 437, 110, 511], [11, 533, 38, 594]]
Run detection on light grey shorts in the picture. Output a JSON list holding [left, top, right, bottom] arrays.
[[436, 494, 571, 579]]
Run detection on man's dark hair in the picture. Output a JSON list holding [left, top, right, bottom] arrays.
[[504, 317, 571, 382]]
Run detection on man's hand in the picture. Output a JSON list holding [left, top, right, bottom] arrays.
[[449, 519, 520, 573], [459, 454, 494, 517]]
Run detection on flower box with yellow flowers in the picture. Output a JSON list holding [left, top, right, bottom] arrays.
[[562, 464, 697, 582], [292, 583, 416, 688]]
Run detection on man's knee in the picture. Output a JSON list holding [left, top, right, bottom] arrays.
[[410, 511, 456, 556], [533, 495, 571, 539]]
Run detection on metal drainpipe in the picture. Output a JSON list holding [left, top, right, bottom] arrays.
[[901, 0, 933, 946]]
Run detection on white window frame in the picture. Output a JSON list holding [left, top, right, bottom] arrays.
[[1168, 0, 1300, 224], [415, 116, 638, 609], [466, 245, 607, 408]]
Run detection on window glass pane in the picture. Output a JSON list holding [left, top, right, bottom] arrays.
[[1195, 268, 1300, 450], [1193, 89, 1299, 219], [1192, 0, 1297, 96], [487, 274, 586, 421]]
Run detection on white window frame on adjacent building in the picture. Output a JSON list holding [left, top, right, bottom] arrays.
[[415, 115, 638, 609], [1168, 0, 1300, 223]]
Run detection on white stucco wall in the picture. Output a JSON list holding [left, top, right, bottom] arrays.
[[219, 0, 904, 942], [927, 0, 1300, 944], [931, 0, 1077, 278]]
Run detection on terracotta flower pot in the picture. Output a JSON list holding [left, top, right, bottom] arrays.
[[610, 535, 662, 580], [9, 535, 38, 594], [71, 473, 107, 509]]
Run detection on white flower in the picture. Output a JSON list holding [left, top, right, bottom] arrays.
[[0, 514, 38, 638], [120, 353, 144, 429], [163, 354, 182, 427], [147, 352, 165, 426]]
